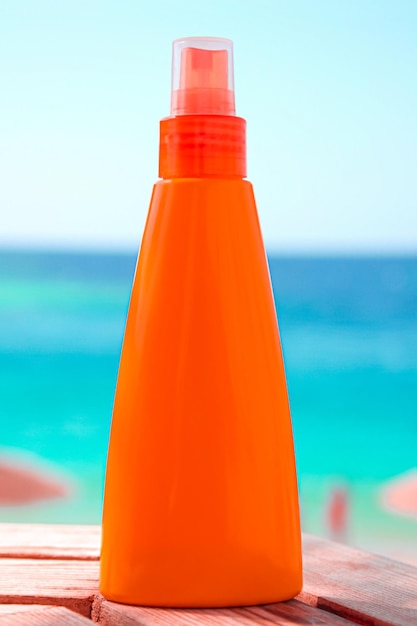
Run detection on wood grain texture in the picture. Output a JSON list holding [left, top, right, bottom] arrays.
[[250, 601, 355, 624], [301, 534, 417, 626], [0, 524, 100, 560], [0, 606, 92, 625], [0, 525, 416, 626], [0, 558, 99, 617], [92, 596, 355, 625]]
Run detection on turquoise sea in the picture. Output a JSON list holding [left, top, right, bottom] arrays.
[[0, 250, 416, 559]]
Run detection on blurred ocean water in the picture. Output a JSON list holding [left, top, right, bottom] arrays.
[[0, 250, 416, 556]]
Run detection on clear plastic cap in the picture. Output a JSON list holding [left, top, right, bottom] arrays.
[[171, 37, 235, 116]]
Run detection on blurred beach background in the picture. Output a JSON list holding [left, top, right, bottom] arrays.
[[1, 1, 416, 564]]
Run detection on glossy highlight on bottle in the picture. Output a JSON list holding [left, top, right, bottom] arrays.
[[100, 37, 302, 607]]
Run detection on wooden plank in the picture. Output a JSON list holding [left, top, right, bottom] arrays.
[[92, 596, 356, 625], [0, 524, 100, 560], [0, 605, 91, 625], [249, 601, 355, 624], [300, 534, 417, 626], [0, 524, 416, 625], [0, 558, 99, 618]]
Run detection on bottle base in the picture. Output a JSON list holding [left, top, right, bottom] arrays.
[[100, 574, 303, 608], [100, 590, 303, 609]]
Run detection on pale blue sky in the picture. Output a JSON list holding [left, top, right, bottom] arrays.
[[1, 0, 416, 253]]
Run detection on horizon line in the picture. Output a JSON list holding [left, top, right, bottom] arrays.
[[0, 242, 416, 259]]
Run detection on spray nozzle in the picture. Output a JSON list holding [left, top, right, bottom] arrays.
[[171, 37, 235, 116]]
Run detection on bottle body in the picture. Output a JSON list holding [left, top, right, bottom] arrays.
[[100, 177, 302, 607]]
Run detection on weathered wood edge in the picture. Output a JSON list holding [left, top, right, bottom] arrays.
[[92, 595, 357, 625], [0, 558, 99, 618], [0, 605, 92, 625]]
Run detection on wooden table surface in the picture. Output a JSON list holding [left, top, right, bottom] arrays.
[[0, 524, 416, 625]]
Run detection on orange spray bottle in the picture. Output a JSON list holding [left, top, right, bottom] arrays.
[[100, 37, 302, 607]]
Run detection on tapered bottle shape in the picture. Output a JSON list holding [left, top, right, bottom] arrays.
[[100, 37, 302, 607]]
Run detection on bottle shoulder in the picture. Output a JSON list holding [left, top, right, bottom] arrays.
[[150, 178, 255, 210]]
